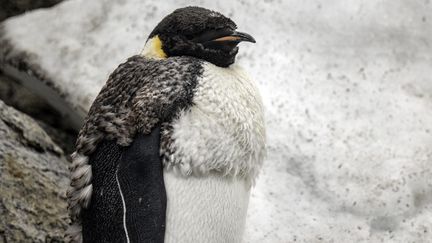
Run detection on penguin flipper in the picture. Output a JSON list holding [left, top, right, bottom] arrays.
[[81, 126, 166, 243]]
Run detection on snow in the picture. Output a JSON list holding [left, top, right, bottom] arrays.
[[2, 0, 432, 242]]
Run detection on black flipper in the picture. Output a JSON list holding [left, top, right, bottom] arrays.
[[81, 126, 166, 243]]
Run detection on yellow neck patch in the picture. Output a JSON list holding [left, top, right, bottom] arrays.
[[141, 35, 167, 59]]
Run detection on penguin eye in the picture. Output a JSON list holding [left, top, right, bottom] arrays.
[[191, 29, 233, 43], [184, 30, 207, 41], [203, 40, 239, 52], [184, 33, 195, 40]]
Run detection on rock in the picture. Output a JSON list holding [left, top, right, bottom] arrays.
[[36, 121, 76, 155], [0, 100, 69, 242], [1, 1, 432, 242], [0, 71, 62, 126], [0, 72, 77, 154], [0, 0, 63, 21], [0, 72, 49, 117]]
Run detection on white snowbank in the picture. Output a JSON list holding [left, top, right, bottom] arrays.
[[2, 0, 432, 242]]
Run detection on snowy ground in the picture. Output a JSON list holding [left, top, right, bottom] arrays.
[[1, 0, 432, 242]]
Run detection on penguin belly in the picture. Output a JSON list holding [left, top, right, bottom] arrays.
[[163, 172, 250, 243], [160, 62, 265, 242]]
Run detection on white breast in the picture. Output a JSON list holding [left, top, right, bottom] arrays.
[[166, 62, 266, 181], [163, 62, 266, 242], [163, 171, 250, 243]]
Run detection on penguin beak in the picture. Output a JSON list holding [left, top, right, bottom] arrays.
[[213, 31, 256, 43], [192, 29, 256, 44]]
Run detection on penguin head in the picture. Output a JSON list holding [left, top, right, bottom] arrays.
[[142, 6, 255, 67]]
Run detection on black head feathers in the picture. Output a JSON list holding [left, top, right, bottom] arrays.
[[147, 6, 255, 67], [149, 7, 237, 39]]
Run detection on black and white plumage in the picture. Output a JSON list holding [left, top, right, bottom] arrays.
[[66, 6, 265, 243]]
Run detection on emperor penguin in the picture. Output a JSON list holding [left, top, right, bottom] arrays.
[[66, 6, 266, 243]]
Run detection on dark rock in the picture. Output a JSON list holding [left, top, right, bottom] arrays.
[[0, 0, 63, 22], [36, 121, 76, 155], [0, 72, 77, 154], [0, 71, 59, 125]]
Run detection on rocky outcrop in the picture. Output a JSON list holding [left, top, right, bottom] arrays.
[[0, 100, 69, 242]]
